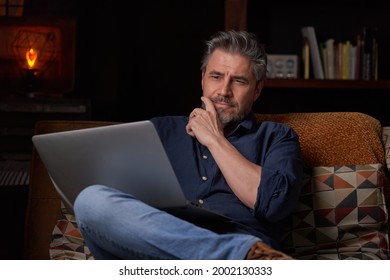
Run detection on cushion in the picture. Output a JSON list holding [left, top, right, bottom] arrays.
[[281, 163, 389, 259], [49, 203, 94, 260], [382, 127, 390, 172], [256, 112, 385, 167]]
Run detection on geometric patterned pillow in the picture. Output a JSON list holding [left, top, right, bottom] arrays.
[[382, 127, 390, 172], [49, 203, 94, 260], [281, 164, 390, 259], [381, 127, 390, 229]]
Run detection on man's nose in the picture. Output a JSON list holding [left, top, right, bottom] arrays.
[[219, 80, 232, 96]]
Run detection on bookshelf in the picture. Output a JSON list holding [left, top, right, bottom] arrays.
[[224, 0, 390, 125], [224, 0, 390, 90]]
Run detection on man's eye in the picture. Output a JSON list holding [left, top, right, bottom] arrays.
[[210, 75, 221, 80]]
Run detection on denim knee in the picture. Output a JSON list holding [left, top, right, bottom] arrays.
[[74, 185, 106, 217]]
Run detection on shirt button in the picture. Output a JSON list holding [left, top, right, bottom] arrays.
[[202, 155, 208, 159], [201, 176, 207, 181], [198, 199, 204, 204]]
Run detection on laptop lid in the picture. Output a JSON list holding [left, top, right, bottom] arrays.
[[32, 121, 188, 211], [32, 120, 229, 222]]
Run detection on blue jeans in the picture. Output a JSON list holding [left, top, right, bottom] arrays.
[[74, 185, 261, 260]]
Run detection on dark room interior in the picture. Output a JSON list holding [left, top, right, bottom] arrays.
[[1, 0, 390, 260]]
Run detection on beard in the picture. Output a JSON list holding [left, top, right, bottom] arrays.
[[203, 97, 246, 126], [216, 107, 245, 125]]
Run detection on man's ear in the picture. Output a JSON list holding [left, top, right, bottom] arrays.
[[253, 81, 264, 101]]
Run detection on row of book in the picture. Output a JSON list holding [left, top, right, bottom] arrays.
[[301, 26, 378, 80]]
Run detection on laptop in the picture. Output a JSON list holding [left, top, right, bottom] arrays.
[[32, 120, 229, 224]]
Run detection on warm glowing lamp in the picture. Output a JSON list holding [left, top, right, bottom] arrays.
[[24, 48, 39, 91], [12, 29, 57, 93], [26, 48, 38, 69]]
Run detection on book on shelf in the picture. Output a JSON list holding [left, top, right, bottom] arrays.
[[317, 38, 354, 80], [340, 40, 350, 80], [361, 27, 379, 81], [334, 43, 341, 79], [314, 26, 379, 81], [354, 34, 362, 80], [301, 26, 324, 79], [373, 36, 378, 80], [324, 38, 335, 79], [361, 27, 372, 80], [302, 37, 310, 79]]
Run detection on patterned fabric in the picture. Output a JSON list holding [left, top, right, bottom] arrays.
[[281, 164, 389, 259], [381, 127, 390, 222], [49, 204, 94, 260], [382, 127, 390, 172]]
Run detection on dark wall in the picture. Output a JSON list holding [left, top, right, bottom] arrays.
[[24, 0, 225, 122], [22, 0, 390, 124]]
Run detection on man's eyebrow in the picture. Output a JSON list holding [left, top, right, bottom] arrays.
[[208, 70, 223, 76], [232, 75, 249, 83], [207, 70, 250, 83]]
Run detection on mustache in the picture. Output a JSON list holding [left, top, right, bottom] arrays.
[[201, 97, 236, 109]]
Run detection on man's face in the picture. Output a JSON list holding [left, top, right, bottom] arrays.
[[201, 49, 263, 125]]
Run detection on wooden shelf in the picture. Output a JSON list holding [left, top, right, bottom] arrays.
[[265, 79, 390, 90]]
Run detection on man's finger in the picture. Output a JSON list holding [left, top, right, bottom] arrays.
[[201, 96, 216, 113]]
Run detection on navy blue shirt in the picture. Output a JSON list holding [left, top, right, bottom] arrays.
[[150, 113, 303, 249]]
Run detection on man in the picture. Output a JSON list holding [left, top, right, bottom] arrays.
[[74, 30, 303, 260]]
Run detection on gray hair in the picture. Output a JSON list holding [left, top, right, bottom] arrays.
[[200, 30, 267, 82]]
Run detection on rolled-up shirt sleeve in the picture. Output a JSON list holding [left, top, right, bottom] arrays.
[[253, 122, 303, 222]]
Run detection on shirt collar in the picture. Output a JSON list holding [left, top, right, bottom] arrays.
[[227, 112, 257, 136]]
